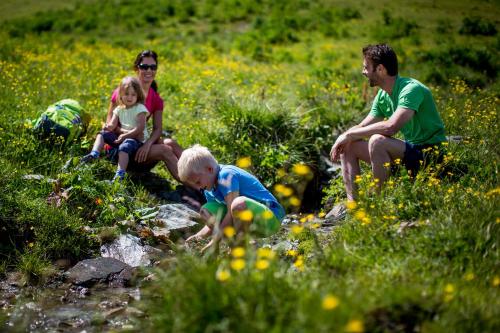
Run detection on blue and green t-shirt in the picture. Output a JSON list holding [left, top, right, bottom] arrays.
[[204, 165, 285, 221]]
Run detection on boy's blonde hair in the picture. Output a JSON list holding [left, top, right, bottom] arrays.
[[178, 144, 218, 182]]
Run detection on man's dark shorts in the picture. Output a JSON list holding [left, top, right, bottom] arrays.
[[101, 131, 158, 172], [401, 142, 445, 176]]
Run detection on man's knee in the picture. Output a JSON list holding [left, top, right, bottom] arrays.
[[368, 134, 389, 153]]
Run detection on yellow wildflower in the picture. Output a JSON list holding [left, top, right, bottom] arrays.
[[287, 249, 298, 257], [354, 210, 366, 220], [464, 272, 475, 281], [255, 259, 270, 270], [274, 184, 286, 193], [294, 256, 304, 271], [231, 247, 245, 258], [289, 196, 301, 206], [492, 276, 500, 287], [230, 259, 246, 271], [216, 269, 231, 282], [345, 319, 364, 333], [236, 156, 252, 168], [282, 187, 294, 197], [261, 210, 274, 220], [346, 201, 357, 210], [223, 226, 236, 238], [238, 210, 253, 222], [322, 294, 340, 310], [257, 248, 275, 259], [444, 283, 454, 294], [291, 225, 304, 235], [318, 212, 326, 218], [361, 217, 371, 225], [292, 163, 311, 176]]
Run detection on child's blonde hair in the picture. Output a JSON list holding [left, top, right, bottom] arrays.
[[178, 144, 218, 182], [117, 76, 145, 107]]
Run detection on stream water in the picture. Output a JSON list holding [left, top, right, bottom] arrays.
[[1, 280, 144, 332]]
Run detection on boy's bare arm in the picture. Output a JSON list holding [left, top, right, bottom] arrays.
[[186, 225, 212, 242], [201, 192, 239, 253]]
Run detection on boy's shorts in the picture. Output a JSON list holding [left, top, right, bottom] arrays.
[[201, 198, 283, 237], [401, 142, 445, 176]]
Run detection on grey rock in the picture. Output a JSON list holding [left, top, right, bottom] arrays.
[[100, 234, 153, 267], [272, 240, 297, 253], [155, 204, 200, 231], [66, 257, 133, 287]]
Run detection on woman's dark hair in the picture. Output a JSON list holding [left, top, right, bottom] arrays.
[[134, 50, 159, 92], [362, 44, 398, 76]]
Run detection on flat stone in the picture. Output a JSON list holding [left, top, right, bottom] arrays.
[[66, 258, 133, 287]]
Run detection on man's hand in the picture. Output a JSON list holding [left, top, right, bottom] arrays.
[[134, 141, 152, 163], [330, 133, 350, 161]]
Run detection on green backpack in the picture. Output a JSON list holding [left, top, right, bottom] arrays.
[[32, 99, 88, 143]]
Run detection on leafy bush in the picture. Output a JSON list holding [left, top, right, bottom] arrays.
[[460, 16, 497, 36], [374, 10, 419, 39]]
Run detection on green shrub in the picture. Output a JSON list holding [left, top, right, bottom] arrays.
[[460, 16, 497, 36], [374, 10, 419, 39]]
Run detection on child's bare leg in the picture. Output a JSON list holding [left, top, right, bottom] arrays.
[[117, 151, 129, 172], [91, 133, 105, 153], [113, 151, 129, 181], [81, 134, 105, 163]]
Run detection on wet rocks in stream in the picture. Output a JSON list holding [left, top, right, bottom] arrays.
[[65, 258, 134, 287]]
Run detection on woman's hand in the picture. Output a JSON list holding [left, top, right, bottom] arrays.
[[134, 141, 152, 163]]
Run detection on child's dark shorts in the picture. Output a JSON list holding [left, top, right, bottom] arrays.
[[401, 142, 445, 176], [100, 130, 143, 156], [101, 131, 158, 172]]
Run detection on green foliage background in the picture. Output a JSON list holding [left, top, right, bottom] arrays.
[[0, 0, 499, 331]]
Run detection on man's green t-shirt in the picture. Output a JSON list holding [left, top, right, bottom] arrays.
[[369, 76, 446, 145]]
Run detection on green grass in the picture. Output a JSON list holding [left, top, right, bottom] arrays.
[[0, 0, 499, 331]]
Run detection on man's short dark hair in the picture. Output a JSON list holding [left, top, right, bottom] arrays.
[[362, 44, 398, 76]]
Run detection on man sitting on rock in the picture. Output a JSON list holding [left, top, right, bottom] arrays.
[[328, 43, 446, 220]]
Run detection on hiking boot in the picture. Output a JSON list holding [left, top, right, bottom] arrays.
[[323, 203, 347, 225]]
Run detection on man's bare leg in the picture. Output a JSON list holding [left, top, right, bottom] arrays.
[[368, 134, 406, 189]]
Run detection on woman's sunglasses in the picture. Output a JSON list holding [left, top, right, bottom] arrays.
[[138, 63, 158, 71]]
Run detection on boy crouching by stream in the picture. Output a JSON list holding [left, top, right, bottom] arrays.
[[179, 145, 285, 252]]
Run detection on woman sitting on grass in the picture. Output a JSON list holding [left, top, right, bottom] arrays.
[[105, 50, 183, 181], [81, 77, 148, 181]]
